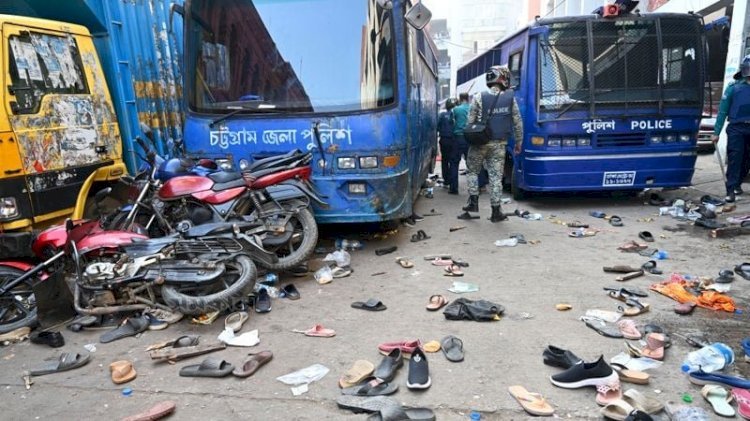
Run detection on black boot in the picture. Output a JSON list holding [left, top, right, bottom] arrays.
[[462, 195, 479, 213], [489, 205, 508, 223]]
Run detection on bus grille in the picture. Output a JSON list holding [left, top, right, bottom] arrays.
[[596, 134, 646, 147]]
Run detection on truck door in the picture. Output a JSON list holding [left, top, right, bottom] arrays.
[[2, 24, 119, 222]]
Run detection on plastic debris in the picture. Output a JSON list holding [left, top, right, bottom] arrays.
[[276, 364, 329, 388], [84, 344, 97, 353], [122, 388, 133, 397], [218, 328, 259, 347], [682, 393, 693, 403], [324, 250, 351, 267], [494, 238, 519, 247], [447, 281, 479, 294], [314, 266, 333, 285]]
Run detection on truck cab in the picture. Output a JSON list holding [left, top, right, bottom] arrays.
[[0, 15, 125, 257]]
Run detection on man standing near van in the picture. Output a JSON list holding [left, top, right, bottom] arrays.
[[437, 99, 456, 191], [459, 65, 523, 222], [713, 54, 750, 203], [449, 93, 471, 194]]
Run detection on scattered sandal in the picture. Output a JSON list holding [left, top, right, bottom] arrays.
[[443, 264, 464, 277], [395, 257, 414, 268], [351, 298, 387, 311], [617, 241, 648, 252], [110, 360, 136, 384], [440, 335, 464, 362], [638, 231, 655, 242], [410, 230, 431, 242], [702, 385, 735, 417], [609, 216, 623, 227], [640, 333, 665, 360], [233, 351, 273, 378], [292, 324, 336, 338], [616, 319, 642, 340], [731, 388, 750, 420], [622, 388, 663, 413], [339, 360, 375, 388], [508, 385, 555, 416], [121, 401, 176, 421], [426, 295, 448, 311], [612, 364, 650, 385]]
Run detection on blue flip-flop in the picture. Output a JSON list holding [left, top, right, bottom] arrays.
[[689, 370, 750, 389], [589, 211, 606, 218], [741, 338, 750, 359]]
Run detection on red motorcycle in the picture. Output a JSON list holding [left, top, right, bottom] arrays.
[[118, 135, 326, 271]]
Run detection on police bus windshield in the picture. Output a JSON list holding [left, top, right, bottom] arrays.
[[186, 0, 395, 114], [538, 16, 703, 118]]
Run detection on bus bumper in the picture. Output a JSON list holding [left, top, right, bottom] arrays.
[[519, 150, 697, 191], [310, 169, 412, 223]]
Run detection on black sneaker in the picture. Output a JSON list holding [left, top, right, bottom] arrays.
[[406, 348, 431, 389], [735, 187, 744, 196], [401, 217, 416, 227], [411, 213, 425, 222], [550, 355, 618, 388], [726, 194, 736, 203], [542, 345, 583, 369]]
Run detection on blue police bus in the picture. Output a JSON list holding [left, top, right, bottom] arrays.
[[456, 10, 706, 199], [178, 0, 438, 223]]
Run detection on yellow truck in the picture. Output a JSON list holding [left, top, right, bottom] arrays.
[[0, 15, 125, 257]]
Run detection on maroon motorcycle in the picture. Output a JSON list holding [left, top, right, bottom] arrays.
[[117, 136, 326, 271]]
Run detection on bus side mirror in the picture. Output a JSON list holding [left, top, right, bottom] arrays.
[[169, 3, 184, 34], [405, 3, 431, 30]]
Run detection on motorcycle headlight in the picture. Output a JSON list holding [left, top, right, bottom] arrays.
[[0, 197, 19, 220]]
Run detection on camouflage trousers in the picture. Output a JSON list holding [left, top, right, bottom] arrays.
[[466, 141, 506, 206]]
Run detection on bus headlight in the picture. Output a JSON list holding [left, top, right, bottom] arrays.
[[215, 159, 234, 171], [664, 134, 676, 143], [577, 137, 590, 146], [0, 197, 19, 220], [679, 134, 692, 142], [239, 159, 250, 170], [562, 137, 576, 147], [359, 156, 378, 169], [338, 157, 356, 169], [547, 137, 561, 147], [650, 135, 663, 144]]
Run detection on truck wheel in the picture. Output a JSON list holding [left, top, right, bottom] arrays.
[[161, 255, 256, 315], [0, 266, 38, 333]]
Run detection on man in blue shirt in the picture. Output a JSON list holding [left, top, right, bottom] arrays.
[[437, 99, 456, 192], [713, 55, 750, 203]]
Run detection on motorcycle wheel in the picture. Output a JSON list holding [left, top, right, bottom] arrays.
[[0, 266, 38, 333], [161, 255, 256, 315], [258, 204, 318, 271]]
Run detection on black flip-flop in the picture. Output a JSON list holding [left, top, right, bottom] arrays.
[[715, 269, 735, 284], [255, 288, 272, 313], [179, 357, 234, 378], [694, 218, 726, 229], [638, 231, 654, 242], [282, 283, 301, 300], [29, 352, 91, 376], [603, 286, 648, 297], [641, 260, 662, 274], [99, 316, 149, 343], [375, 246, 398, 256], [609, 216, 623, 227], [351, 298, 387, 311], [410, 230, 431, 242], [735, 263, 750, 280], [440, 335, 464, 362]]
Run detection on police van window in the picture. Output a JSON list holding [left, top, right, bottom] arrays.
[[509, 51, 522, 88], [7, 32, 88, 115]]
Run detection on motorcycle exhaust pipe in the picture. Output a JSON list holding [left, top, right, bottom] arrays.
[[73, 281, 149, 315]]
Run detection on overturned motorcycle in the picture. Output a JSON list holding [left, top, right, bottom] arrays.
[[71, 221, 275, 316]]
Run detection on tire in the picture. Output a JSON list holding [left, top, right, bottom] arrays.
[[0, 266, 38, 333], [258, 204, 318, 271], [161, 255, 256, 315]]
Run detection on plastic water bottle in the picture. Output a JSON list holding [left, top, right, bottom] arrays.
[[258, 273, 278, 285], [335, 239, 363, 250], [681, 342, 735, 373]]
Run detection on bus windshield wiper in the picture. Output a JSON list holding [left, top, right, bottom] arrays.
[[208, 102, 280, 128]]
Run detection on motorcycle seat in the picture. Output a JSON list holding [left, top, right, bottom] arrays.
[[208, 171, 244, 183]]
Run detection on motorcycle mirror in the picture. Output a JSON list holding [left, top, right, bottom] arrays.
[[94, 187, 112, 204], [405, 3, 432, 30], [65, 218, 74, 233]]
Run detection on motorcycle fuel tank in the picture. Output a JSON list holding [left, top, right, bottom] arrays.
[[158, 176, 215, 200]]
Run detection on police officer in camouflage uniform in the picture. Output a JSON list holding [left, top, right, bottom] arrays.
[[459, 65, 523, 222]]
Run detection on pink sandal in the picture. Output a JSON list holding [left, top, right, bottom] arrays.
[[443, 265, 464, 277], [732, 388, 750, 420], [616, 319, 642, 340], [595, 379, 622, 406], [640, 333, 665, 360]]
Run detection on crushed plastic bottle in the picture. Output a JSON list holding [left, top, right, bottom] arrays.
[[253, 284, 280, 298], [681, 342, 735, 374], [335, 239, 363, 251], [494, 238, 519, 247], [324, 250, 351, 267]]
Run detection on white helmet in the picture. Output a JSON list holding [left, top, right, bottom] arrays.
[[486, 65, 511, 89]]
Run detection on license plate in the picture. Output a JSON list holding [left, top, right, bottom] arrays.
[[602, 171, 636, 186]]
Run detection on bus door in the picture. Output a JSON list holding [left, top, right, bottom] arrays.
[[2, 24, 118, 224]]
